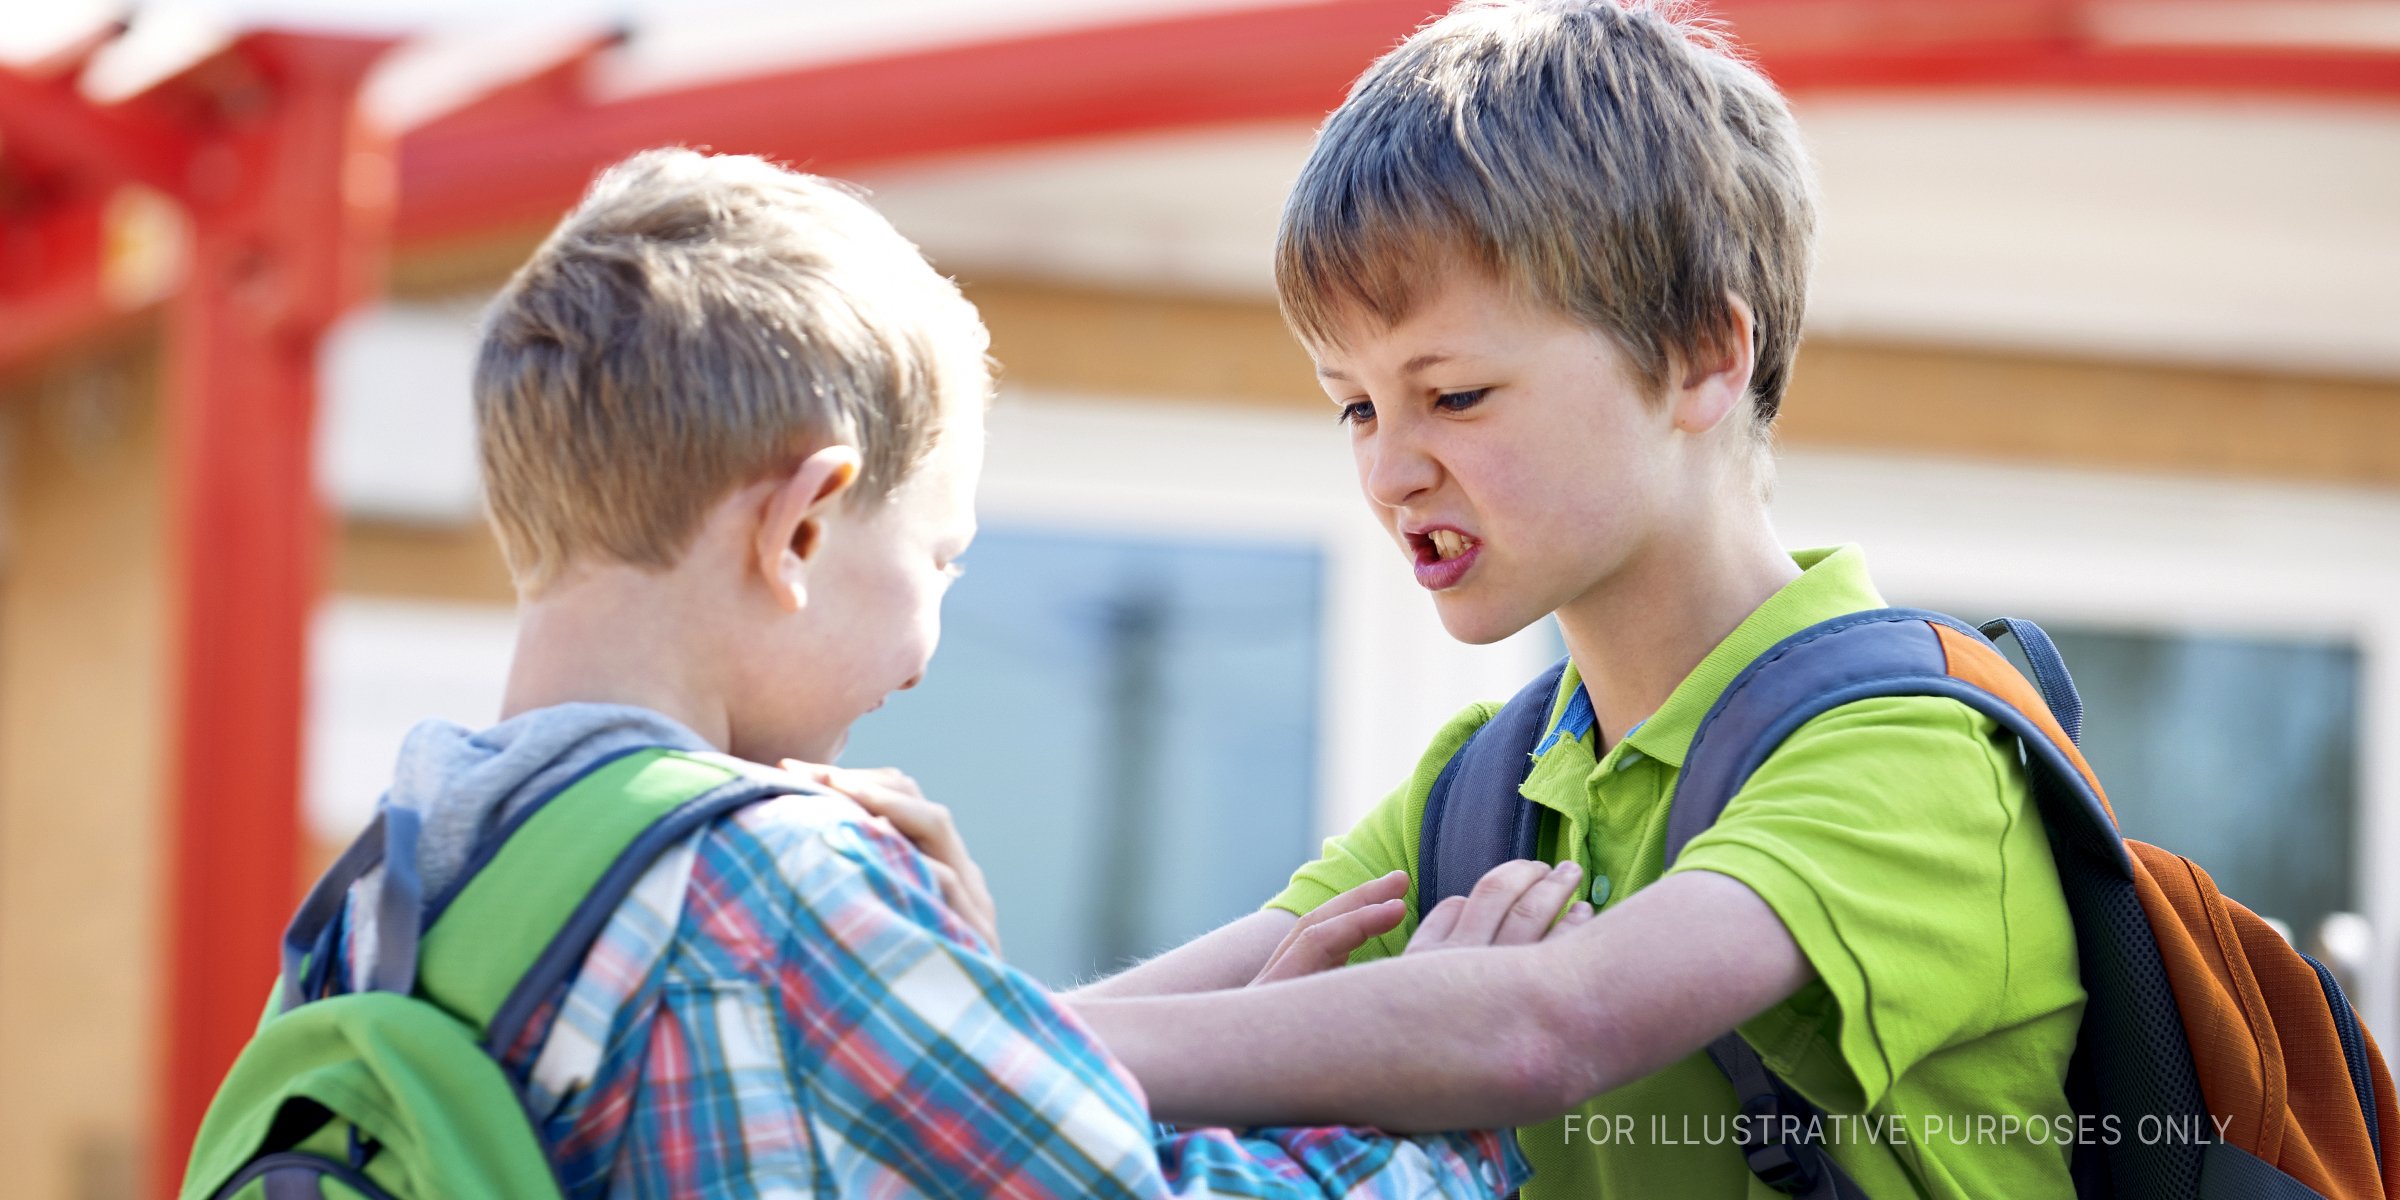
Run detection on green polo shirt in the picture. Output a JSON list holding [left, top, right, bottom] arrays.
[[1269, 546, 2084, 1199]]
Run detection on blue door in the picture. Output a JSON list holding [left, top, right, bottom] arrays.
[[840, 525, 1326, 987]]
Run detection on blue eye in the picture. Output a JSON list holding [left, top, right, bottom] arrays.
[[1436, 388, 1490, 412], [1336, 400, 1375, 426]]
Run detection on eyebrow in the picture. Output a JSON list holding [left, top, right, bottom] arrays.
[[1316, 352, 1455, 383]]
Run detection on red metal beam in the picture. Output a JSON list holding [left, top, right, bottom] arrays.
[[0, 65, 190, 194], [395, 0, 1441, 246], [150, 30, 394, 1197], [1766, 42, 2400, 97], [392, 0, 2400, 251]]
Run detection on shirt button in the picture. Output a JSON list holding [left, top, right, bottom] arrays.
[[1590, 873, 1613, 907]]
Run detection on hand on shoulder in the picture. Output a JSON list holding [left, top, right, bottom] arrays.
[[785, 761, 1003, 955]]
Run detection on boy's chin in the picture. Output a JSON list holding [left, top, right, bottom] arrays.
[[1430, 595, 1539, 646], [741, 725, 847, 770]]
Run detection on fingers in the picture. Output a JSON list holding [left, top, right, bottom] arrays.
[[1492, 859, 1585, 945], [923, 857, 964, 899], [800, 765, 965, 863], [1313, 870, 1409, 921], [781, 760, 917, 801], [1254, 897, 1408, 984], [1253, 872, 1407, 983], [1405, 894, 1467, 955], [1406, 869, 1597, 955], [1446, 859, 1580, 947]]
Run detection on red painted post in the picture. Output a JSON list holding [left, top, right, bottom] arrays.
[[150, 32, 391, 1195], [0, 193, 116, 369]]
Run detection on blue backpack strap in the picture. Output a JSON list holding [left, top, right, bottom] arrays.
[[1980, 617, 2084, 744], [1415, 659, 1567, 915], [1670, 607, 2214, 1200], [1665, 608, 1974, 1199], [1669, 608, 2115, 866]]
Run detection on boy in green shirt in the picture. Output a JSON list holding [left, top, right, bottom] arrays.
[[1044, 2, 2088, 1196]]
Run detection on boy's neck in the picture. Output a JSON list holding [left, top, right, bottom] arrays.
[[1555, 510, 1798, 752], [499, 568, 735, 752]]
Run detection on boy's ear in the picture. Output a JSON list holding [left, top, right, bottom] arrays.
[[755, 445, 864, 612], [1670, 292, 1759, 436]]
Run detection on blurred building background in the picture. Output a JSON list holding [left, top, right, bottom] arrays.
[[2, 1, 2396, 1195]]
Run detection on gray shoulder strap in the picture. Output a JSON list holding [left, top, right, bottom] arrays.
[[1414, 660, 1565, 916]]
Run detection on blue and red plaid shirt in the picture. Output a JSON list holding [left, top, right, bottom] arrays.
[[353, 785, 1526, 1198]]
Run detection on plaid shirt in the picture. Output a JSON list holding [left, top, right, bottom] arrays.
[[354, 787, 1526, 1198]]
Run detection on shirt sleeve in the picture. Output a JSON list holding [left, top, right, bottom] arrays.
[[1265, 703, 1498, 963], [766, 814, 1529, 1199], [1666, 695, 2077, 1113]]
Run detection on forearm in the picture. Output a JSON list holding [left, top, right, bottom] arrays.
[[1076, 937, 1593, 1132], [1068, 909, 1292, 1000], [1075, 872, 1812, 1134]]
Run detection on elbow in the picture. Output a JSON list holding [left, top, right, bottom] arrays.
[[1486, 1010, 1607, 1127], [1488, 962, 1625, 1124], [1489, 1042, 1578, 1127]]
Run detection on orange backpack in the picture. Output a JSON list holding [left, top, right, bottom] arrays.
[[1418, 608, 2397, 1198]]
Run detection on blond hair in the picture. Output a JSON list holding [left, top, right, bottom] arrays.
[[475, 148, 989, 592], [1276, 0, 1815, 426]]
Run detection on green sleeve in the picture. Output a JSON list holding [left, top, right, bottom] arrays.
[[1264, 701, 1500, 963], [1668, 695, 2077, 1112]]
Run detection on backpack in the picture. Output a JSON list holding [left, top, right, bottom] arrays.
[[179, 748, 797, 1199], [1418, 607, 2399, 1200]]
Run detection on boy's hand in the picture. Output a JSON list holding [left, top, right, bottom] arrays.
[[1250, 871, 1410, 986], [785, 762, 1003, 955], [1405, 859, 1594, 956]]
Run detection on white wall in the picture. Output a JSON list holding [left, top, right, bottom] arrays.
[[306, 597, 517, 841], [316, 300, 486, 524], [864, 98, 2400, 380]]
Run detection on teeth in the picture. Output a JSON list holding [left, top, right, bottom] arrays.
[[1429, 530, 1471, 561]]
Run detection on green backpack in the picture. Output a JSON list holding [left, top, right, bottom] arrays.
[[181, 748, 796, 1199]]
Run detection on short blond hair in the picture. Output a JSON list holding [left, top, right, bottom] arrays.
[[475, 148, 989, 592], [1276, 0, 1815, 425]]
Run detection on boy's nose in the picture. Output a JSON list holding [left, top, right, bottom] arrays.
[[1362, 440, 1438, 510]]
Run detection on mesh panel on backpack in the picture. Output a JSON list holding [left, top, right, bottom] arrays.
[[2046, 791, 2208, 1199]]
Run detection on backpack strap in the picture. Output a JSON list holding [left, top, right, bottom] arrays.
[[279, 748, 798, 1053], [2300, 951, 2383, 1175], [1415, 660, 1567, 915], [1668, 607, 2120, 868], [420, 749, 799, 1051]]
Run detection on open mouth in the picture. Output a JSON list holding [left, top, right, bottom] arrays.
[[1414, 528, 1479, 564], [1408, 526, 1483, 590]]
